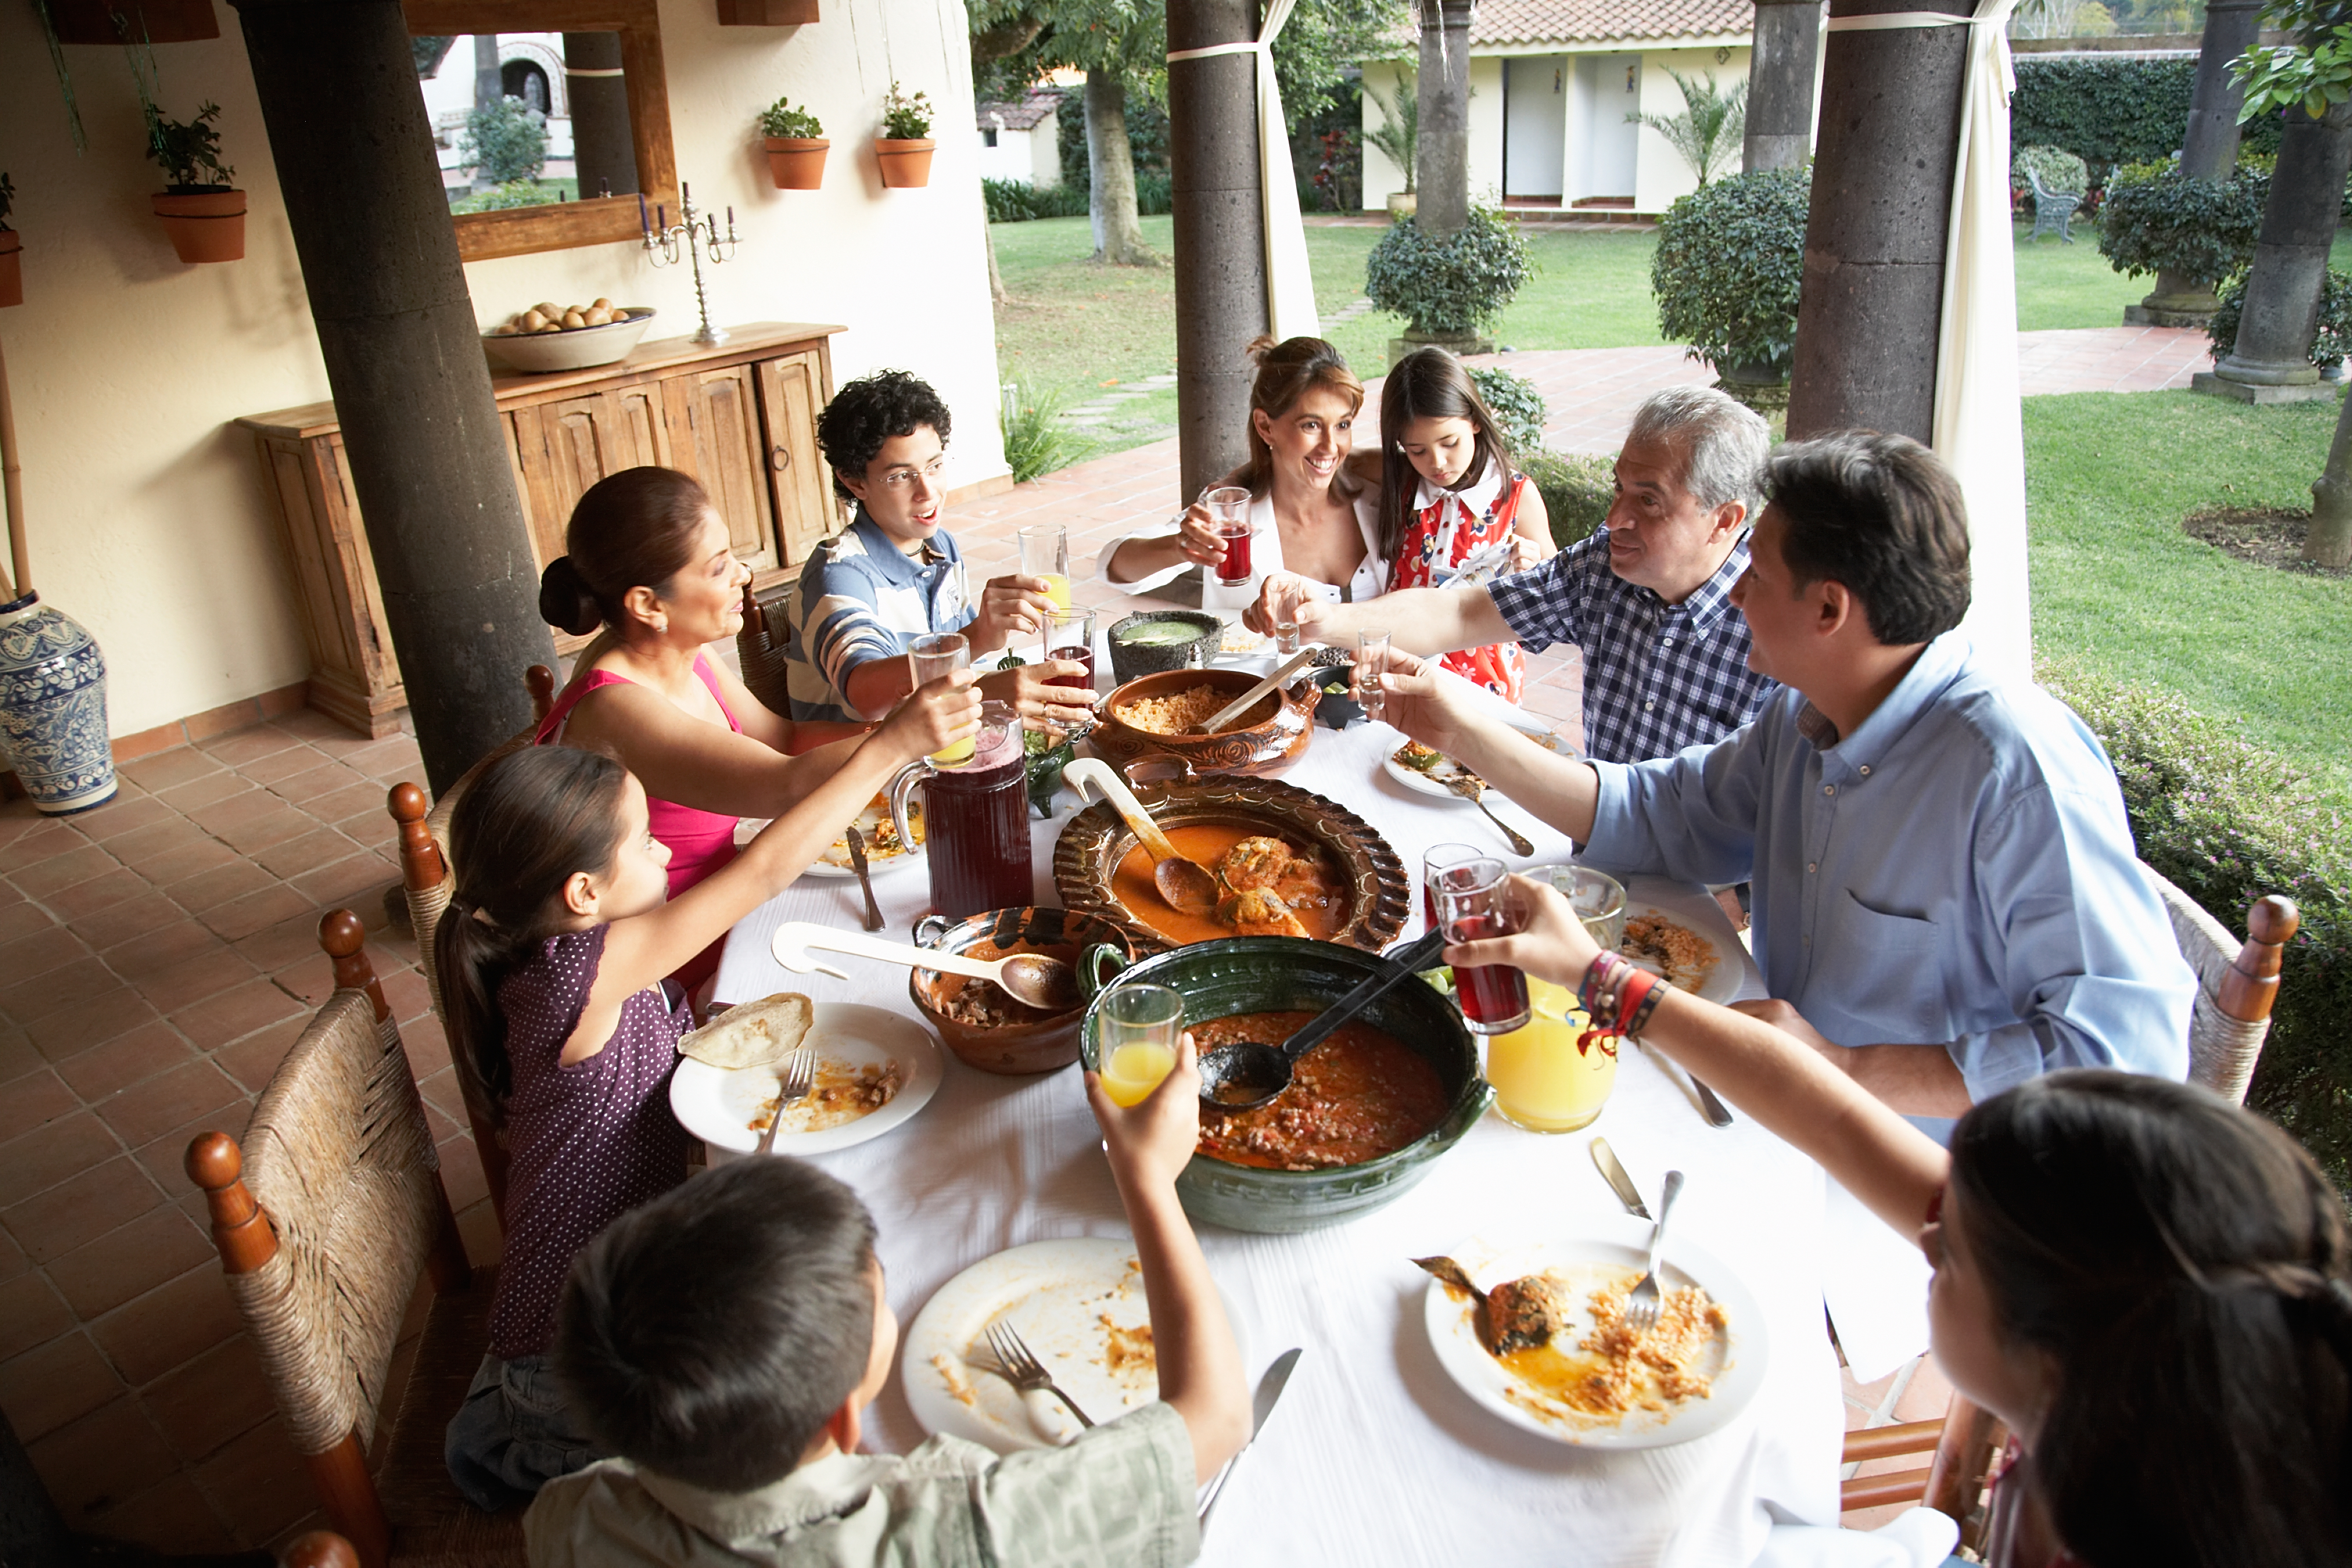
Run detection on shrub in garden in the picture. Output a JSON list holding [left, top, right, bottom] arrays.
[[1650, 167, 1808, 380], [982, 176, 1089, 222], [1000, 383, 1095, 483], [2207, 266, 2352, 367], [2038, 655, 2352, 1193], [2012, 143, 2088, 195], [1517, 450, 1614, 551], [2010, 57, 2201, 171], [1466, 367, 1547, 453], [1364, 206, 1532, 337], [2095, 158, 2267, 284], [460, 96, 548, 186]]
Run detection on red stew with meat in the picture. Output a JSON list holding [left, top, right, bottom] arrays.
[[1193, 1010, 1449, 1170]]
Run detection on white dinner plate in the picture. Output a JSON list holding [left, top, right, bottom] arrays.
[[1621, 902, 1741, 1005], [903, 1237, 1246, 1454], [784, 797, 927, 878], [1422, 1219, 1769, 1449], [671, 1003, 943, 1157], [1383, 729, 1580, 800]]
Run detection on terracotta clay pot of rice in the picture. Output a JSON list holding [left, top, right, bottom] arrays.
[[1091, 668, 1316, 781]]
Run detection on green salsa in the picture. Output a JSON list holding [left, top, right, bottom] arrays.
[[1114, 621, 1202, 647]]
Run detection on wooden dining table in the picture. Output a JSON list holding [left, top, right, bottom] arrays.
[[711, 695, 1847, 1566]]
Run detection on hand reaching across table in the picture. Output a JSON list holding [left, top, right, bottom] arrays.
[[981, 659, 1099, 737], [966, 572, 1060, 654]]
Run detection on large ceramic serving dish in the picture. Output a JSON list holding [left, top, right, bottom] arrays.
[[1090, 667, 1317, 780], [1052, 771, 1410, 955], [482, 307, 656, 373], [907, 905, 1135, 1076], [1080, 938, 1492, 1233], [1106, 610, 1222, 685]]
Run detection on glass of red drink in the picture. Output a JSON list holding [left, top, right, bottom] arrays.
[[1202, 486, 1252, 585], [1039, 608, 1097, 691], [1422, 843, 1482, 934], [1433, 856, 1531, 1035]]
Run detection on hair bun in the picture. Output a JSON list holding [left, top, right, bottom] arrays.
[[1243, 333, 1279, 365], [538, 556, 604, 637]]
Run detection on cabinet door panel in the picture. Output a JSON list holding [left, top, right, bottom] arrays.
[[666, 366, 776, 570], [754, 350, 838, 569], [616, 383, 671, 470]]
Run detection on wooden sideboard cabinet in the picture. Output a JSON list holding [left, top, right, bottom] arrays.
[[239, 322, 846, 736]]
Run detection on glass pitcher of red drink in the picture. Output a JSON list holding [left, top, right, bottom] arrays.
[[887, 701, 1036, 919]]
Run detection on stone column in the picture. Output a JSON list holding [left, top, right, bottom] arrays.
[[1169, 0, 1268, 503], [1784, 0, 1973, 442], [564, 32, 637, 199], [1744, 0, 1823, 173], [2192, 101, 2352, 404], [234, 0, 559, 794], [2131, 0, 2263, 324], [1417, 0, 1474, 236]]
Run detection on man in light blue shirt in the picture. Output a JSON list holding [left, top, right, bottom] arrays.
[[1373, 432, 2194, 1115]]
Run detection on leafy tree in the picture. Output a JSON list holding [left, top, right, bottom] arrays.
[[1626, 68, 1746, 187], [461, 96, 548, 187]]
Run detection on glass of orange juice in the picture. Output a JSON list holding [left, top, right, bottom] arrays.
[[1095, 984, 1184, 1107], [1018, 524, 1073, 611], [909, 633, 975, 764], [1485, 976, 1616, 1133]]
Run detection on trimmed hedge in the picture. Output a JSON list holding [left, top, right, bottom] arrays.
[[2096, 160, 2269, 283], [2207, 265, 2352, 367], [1467, 366, 1548, 454], [983, 177, 1088, 223], [1519, 450, 1613, 550], [2011, 57, 2287, 179], [2039, 655, 2352, 1192], [1651, 167, 1809, 378], [1364, 206, 1533, 335]]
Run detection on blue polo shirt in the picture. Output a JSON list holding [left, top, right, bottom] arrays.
[[784, 512, 975, 722]]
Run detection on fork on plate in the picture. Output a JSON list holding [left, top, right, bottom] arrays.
[[1625, 1168, 1686, 1334], [972, 1319, 1095, 1428], [753, 1046, 815, 1156]]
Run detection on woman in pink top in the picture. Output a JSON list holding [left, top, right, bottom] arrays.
[[536, 467, 871, 998]]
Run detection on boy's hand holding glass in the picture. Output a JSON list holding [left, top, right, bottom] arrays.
[[1087, 1030, 1202, 1193], [972, 573, 1057, 650]]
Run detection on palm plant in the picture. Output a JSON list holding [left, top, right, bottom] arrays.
[[1626, 68, 1747, 187], [1364, 74, 1419, 193]]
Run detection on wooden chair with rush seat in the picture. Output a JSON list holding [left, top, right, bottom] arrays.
[[187, 912, 523, 1568], [1836, 891, 2301, 1548]]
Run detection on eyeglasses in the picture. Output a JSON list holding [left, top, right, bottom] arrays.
[[879, 456, 949, 491]]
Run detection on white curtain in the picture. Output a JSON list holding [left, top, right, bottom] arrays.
[[1255, 0, 1322, 341], [1932, 0, 2031, 680]]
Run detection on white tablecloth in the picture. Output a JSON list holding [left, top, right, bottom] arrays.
[[714, 719, 1845, 1566]]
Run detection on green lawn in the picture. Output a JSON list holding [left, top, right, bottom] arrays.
[[2023, 390, 2352, 803]]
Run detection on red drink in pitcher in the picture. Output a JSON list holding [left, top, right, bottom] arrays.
[[915, 715, 1034, 919]]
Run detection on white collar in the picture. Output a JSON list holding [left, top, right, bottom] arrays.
[[1414, 458, 1506, 518]]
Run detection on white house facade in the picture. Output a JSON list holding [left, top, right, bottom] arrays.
[[974, 87, 1063, 188]]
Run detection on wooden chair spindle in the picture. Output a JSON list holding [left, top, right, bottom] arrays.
[[526, 663, 556, 723], [2217, 894, 2299, 1027], [321, 909, 390, 1023], [389, 781, 445, 891], [280, 1531, 361, 1568]]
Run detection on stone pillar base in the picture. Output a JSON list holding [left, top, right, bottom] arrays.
[[1389, 332, 1494, 366], [2190, 370, 2341, 403], [2123, 301, 2219, 329]]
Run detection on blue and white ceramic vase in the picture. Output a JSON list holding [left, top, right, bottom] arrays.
[[0, 593, 117, 814]]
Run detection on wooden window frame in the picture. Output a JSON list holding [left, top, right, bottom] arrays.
[[402, 0, 677, 264]]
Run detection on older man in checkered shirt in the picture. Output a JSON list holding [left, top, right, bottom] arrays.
[[1259, 385, 1776, 762]]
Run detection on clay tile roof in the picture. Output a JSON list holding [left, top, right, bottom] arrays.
[[1469, 0, 1753, 44], [976, 87, 1061, 133]]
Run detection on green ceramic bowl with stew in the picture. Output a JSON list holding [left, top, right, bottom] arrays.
[[1080, 936, 1492, 1234]]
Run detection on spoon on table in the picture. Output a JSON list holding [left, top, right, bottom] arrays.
[[770, 922, 1080, 1011], [1062, 758, 1220, 915], [1194, 929, 1448, 1111], [1191, 647, 1319, 734]]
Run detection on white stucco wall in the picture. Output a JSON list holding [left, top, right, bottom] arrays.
[[1356, 57, 1506, 208], [0, 0, 1005, 740], [1359, 59, 1411, 208], [1632, 47, 1753, 214], [975, 115, 1060, 187]]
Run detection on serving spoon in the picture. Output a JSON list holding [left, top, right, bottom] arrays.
[[1063, 758, 1220, 915], [1195, 929, 1448, 1111], [770, 922, 1079, 1011]]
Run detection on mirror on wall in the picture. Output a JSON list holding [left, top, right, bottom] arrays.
[[404, 0, 676, 262]]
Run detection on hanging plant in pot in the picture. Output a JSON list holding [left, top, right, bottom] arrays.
[[875, 82, 936, 189], [759, 96, 828, 190], [147, 101, 245, 264], [0, 174, 20, 308]]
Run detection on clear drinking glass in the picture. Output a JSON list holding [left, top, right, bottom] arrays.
[[1433, 856, 1531, 1035], [1357, 629, 1393, 724], [1039, 608, 1096, 692], [1096, 983, 1185, 1107], [1526, 863, 1629, 951], [1422, 843, 1483, 934], [909, 632, 974, 763], [1018, 524, 1072, 610], [1202, 486, 1253, 585]]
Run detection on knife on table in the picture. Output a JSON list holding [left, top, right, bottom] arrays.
[[1589, 1137, 1652, 1220], [1198, 1347, 1302, 1530], [844, 825, 885, 933]]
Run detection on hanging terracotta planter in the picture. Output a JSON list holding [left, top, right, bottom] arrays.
[[764, 137, 830, 190], [152, 190, 246, 264], [875, 139, 936, 189], [0, 232, 20, 308]]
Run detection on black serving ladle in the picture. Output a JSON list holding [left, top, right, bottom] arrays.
[[1196, 930, 1450, 1112]]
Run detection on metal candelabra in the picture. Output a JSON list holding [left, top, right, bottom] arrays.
[[638, 180, 740, 345]]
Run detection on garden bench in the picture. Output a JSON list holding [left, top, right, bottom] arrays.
[[2026, 167, 2081, 243]]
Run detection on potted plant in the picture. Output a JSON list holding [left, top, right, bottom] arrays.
[[1364, 78, 1417, 217], [1649, 167, 1810, 408], [0, 175, 20, 308], [146, 102, 244, 264], [1363, 204, 1530, 361], [2097, 156, 2268, 326], [759, 95, 828, 190], [876, 82, 936, 189]]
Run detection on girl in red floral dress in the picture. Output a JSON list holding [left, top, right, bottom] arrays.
[[1376, 348, 1555, 704]]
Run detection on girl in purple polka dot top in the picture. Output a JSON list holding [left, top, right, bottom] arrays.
[[429, 678, 979, 1512]]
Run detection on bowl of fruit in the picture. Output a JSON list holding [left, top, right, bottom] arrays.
[[482, 300, 656, 373]]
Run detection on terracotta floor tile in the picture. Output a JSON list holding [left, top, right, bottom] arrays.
[[198, 883, 318, 944], [38, 866, 153, 925], [140, 1333, 276, 1466], [264, 950, 335, 1009], [2, 1156, 162, 1266], [25, 990, 162, 1063], [68, 795, 178, 845], [414, 1064, 467, 1126], [302, 781, 388, 829], [95, 1058, 249, 1149], [162, 856, 277, 916], [455, 1195, 504, 1269], [263, 761, 372, 806], [118, 750, 226, 794], [5, 824, 88, 869], [67, 891, 185, 953], [400, 1012, 451, 1081], [0, 1070, 80, 1145], [268, 709, 355, 743], [45, 1203, 215, 1321], [0, 1026, 40, 1088], [246, 828, 356, 883], [0, 955, 117, 1025], [196, 726, 304, 768], [130, 1107, 258, 1198], [25, 1392, 181, 1527], [0, 1223, 28, 1285], [53, 1020, 197, 1103], [288, 852, 397, 911], [119, 834, 240, 890], [9, 845, 123, 903], [180, 790, 283, 840], [329, 806, 393, 848], [153, 772, 255, 817], [230, 913, 330, 977], [99, 920, 233, 982], [0, 923, 91, 983], [211, 1015, 308, 1096], [0, 1331, 126, 1443], [192, 1415, 313, 1548], [0, 1271, 76, 1362], [379, 964, 432, 1026], [437, 1130, 489, 1214], [88, 1471, 240, 1556], [88, 1263, 243, 1385], [0, 1112, 120, 1209], [0, 900, 56, 947], [132, 948, 258, 1014], [343, 736, 428, 780], [237, 744, 335, 790], [209, 806, 322, 858]]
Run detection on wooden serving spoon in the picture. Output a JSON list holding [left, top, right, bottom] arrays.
[[770, 923, 1079, 1011], [1063, 758, 1220, 915]]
